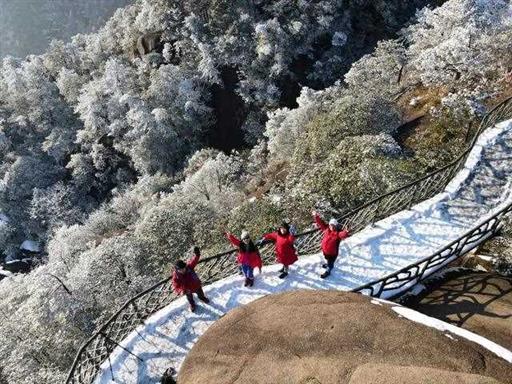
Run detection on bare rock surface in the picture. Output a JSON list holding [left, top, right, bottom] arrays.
[[178, 290, 512, 384]]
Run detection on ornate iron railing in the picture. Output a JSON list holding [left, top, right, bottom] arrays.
[[352, 200, 512, 298], [66, 96, 512, 383]]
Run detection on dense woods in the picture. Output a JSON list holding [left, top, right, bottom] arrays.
[[0, 0, 511, 382]]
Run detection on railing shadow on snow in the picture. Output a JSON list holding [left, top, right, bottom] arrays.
[[409, 271, 512, 329], [66, 96, 512, 383]]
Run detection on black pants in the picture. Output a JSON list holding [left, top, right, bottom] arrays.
[[324, 253, 338, 270], [185, 287, 207, 305]]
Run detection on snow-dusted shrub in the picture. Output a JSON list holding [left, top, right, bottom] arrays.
[[264, 87, 343, 163], [290, 134, 418, 210], [404, 0, 512, 87], [134, 196, 214, 269], [227, 197, 284, 240], [440, 90, 486, 120], [0, 219, 15, 253], [0, 269, 80, 384], [67, 235, 151, 320], [29, 183, 88, 234], [46, 224, 96, 273], [183, 148, 222, 177], [494, 255, 512, 277], [293, 93, 401, 164], [173, 151, 246, 214], [0, 156, 66, 238], [408, 108, 470, 169], [344, 40, 406, 97], [489, 218, 512, 277]]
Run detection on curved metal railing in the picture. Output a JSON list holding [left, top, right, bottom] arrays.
[[352, 200, 512, 298], [66, 96, 512, 383]]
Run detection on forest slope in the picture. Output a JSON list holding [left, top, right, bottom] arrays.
[[0, 1, 511, 383]]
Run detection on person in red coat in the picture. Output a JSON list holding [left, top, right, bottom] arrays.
[[260, 222, 298, 279], [226, 230, 262, 287], [313, 211, 350, 279], [172, 246, 209, 312]]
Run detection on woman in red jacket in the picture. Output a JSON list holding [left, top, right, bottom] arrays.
[[260, 222, 298, 279], [172, 246, 210, 312], [313, 211, 350, 279], [226, 230, 262, 287]]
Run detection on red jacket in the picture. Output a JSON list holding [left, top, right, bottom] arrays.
[[263, 231, 298, 266], [172, 253, 202, 295], [314, 214, 349, 256], [226, 233, 263, 269]]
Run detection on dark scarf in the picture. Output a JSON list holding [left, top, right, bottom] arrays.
[[240, 240, 257, 253]]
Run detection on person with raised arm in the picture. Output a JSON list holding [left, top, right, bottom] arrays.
[[312, 210, 350, 279], [172, 246, 210, 312], [259, 221, 298, 279], [225, 230, 262, 287]]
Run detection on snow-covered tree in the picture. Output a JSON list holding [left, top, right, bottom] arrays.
[[2, 0, 511, 382], [344, 40, 407, 97], [404, 0, 512, 87]]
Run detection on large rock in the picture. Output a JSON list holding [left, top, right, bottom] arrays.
[[348, 363, 503, 384], [178, 290, 512, 384]]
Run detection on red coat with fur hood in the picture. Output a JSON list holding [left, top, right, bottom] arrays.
[[314, 214, 349, 256], [263, 231, 298, 266], [226, 233, 263, 269]]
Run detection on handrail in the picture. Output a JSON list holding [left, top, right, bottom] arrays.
[[352, 200, 512, 298], [66, 95, 512, 383]]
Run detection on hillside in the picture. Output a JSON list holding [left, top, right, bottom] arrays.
[[0, 0, 512, 383], [89, 116, 512, 384]]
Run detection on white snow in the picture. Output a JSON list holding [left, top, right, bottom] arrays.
[[0, 267, 13, 278], [475, 254, 494, 261], [20, 240, 40, 253], [392, 306, 512, 363], [409, 96, 422, 106], [5, 258, 31, 265], [95, 120, 512, 384]]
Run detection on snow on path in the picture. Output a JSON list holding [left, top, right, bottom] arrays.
[[96, 120, 512, 384]]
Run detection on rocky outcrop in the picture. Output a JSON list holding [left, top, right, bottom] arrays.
[[178, 290, 512, 384], [136, 32, 163, 56]]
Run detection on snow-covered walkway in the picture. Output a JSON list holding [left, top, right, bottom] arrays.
[[96, 120, 512, 384]]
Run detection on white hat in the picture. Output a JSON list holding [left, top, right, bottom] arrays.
[[329, 218, 338, 226], [241, 230, 250, 240]]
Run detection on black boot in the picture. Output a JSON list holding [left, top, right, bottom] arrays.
[[244, 278, 249, 287], [248, 278, 254, 287], [320, 269, 331, 279], [279, 271, 288, 279], [196, 288, 209, 303], [321, 263, 328, 269]]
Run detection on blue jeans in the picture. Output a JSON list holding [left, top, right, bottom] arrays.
[[241, 264, 254, 279]]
